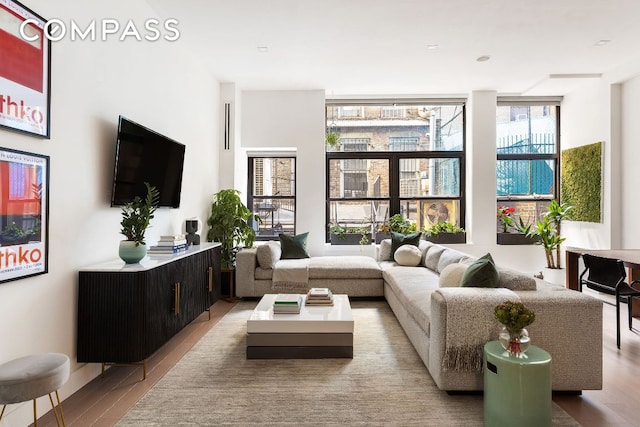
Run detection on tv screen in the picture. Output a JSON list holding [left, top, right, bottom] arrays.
[[111, 116, 185, 208]]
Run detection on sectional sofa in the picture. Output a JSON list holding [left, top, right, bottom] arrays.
[[235, 240, 603, 393]]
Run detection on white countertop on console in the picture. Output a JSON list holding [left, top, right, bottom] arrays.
[[79, 242, 221, 272]]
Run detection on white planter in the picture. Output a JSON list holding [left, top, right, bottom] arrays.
[[542, 267, 566, 287]]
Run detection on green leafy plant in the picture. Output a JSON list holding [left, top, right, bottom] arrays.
[[496, 206, 515, 233], [423, 221, 465, 237], [494, 300, 536, 333], [378, 214, 417, 235], [206, 189, 260, 269], [530, 200, 573, 269], [325, 131, 340, 147], [329, 221, 371, 245], [120, 182, 160, 246]]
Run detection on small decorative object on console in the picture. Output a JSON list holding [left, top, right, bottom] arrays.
[[494, 300, 535, 357], [185, 219, 201, 246]]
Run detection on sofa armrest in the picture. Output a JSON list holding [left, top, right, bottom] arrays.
[[516, 287, 603, 390], [429, 287, 519, 373], [236, 248, 258, 297]]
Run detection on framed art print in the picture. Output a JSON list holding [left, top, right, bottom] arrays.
[[0, 147, 49, 283], [0, 0, 51, 138]]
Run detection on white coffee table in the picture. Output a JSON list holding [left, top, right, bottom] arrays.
[[246, 294, 354, 359]]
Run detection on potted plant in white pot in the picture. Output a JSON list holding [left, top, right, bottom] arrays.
[[119, 182, 160, 264], [530, 200, 572, 284]]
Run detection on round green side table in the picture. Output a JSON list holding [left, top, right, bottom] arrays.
[[483, 340, 552, 427]]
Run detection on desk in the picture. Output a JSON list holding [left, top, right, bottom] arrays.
[[566, 247, 640, 317]]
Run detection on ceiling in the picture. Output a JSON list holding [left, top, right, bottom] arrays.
[[145, 0, 640, 97]]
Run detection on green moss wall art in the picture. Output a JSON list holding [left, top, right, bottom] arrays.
[[560, 141, 602, 223]]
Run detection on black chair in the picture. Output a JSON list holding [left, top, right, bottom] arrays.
[[580, 253, 640, 348]]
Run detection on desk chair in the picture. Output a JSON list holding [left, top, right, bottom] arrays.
[[580, 253, 640, 349]]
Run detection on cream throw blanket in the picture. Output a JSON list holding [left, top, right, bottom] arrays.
[[272, 259, 310, 292], [439, 288, 520, 372]]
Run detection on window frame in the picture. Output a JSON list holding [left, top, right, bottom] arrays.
[[325, 100, 466, 243], [247, 155, 297, 241], [496, 100, 561, 202]]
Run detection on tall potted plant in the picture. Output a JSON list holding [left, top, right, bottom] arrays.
[[206, 189, 260, 269], [531, 200, 573, 270], [119, 182, 160, 264]]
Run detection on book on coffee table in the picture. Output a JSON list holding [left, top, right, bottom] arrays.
[[273, 294, 303, 313], [305, 288, 334, 306]]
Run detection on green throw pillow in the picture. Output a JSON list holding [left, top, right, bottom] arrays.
[[279, 232, 310, 259], [390, 231, 422, 260], [460, 253, 499, 288]]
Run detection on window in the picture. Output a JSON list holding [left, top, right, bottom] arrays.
[[248, 157, 296, 240], [496, 100, 560, 232], [326, 101, 465, 241]]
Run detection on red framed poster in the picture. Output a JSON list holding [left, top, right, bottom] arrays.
[[0, 146, 49, 283], [0, 0, 51, 138]]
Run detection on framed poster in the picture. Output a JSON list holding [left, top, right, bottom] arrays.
[[0, 147, 49, 283], [0, 0, 51, 138]]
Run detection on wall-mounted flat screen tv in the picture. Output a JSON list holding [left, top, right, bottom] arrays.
[[110, 116, 185, 208]]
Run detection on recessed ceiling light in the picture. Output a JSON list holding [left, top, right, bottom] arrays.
[[476, 55, 491, 62], [257, 46, 269, 53], [426, 44, 439, 50], [594, 39, 611, 46]]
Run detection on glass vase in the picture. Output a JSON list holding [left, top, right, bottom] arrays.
[[498, 326, 530, 357]]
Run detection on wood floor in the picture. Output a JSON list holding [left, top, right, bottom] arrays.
[[34, 295, 640, 427]]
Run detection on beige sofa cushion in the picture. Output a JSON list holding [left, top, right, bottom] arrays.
[[439, 263, 469, 287], [424, 246, 446, 271], [394, 245, 423, 266], [256, 242, 281, 269], [497, 267, 537, 291], [308, 256, 382, 279]]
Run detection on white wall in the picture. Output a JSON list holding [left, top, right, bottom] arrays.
[[0, 1, 219, 425], [620, 75, 640, 248], [240, 90, 348, 256]]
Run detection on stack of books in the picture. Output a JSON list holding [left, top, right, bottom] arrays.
[[305, 288, 334, 306], [148, 235, 189, 254], [273, 294, 303, 314]]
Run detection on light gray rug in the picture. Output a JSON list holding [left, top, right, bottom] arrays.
[[117, 300, 579, 426]]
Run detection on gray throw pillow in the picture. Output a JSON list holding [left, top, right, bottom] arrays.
[[256, 242, 281, 269]]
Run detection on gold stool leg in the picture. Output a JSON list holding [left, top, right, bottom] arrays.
[[33, 398, 37, 426], [48, 393, 61, 426], [0, 404, 6, 421], [55, 390, 66, 427]]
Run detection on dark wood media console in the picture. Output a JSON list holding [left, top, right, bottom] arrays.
[[77, 243, 221, 378]]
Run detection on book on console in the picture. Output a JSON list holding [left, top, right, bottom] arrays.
[[156, 239, 188, 246]]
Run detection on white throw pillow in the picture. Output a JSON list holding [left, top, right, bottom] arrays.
[[256, 242, 281, 269], [438, 263, 469, 287], [393, 245, 422, 266]]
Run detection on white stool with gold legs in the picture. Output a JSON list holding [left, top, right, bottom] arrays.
[[0, 353, 70, 426]]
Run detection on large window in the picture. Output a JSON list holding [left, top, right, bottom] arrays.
[[326, 101, 465, 241], [496, 99, 560, 231], [248, 156, 296, 240]]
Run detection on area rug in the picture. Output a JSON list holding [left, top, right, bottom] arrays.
[[117, 300, 579, 426]]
